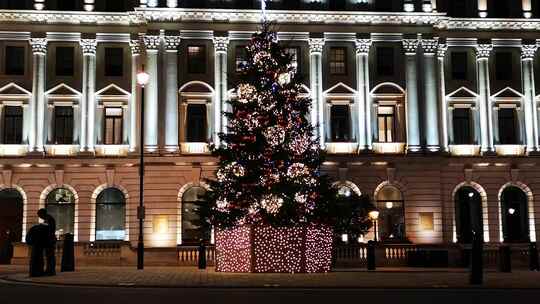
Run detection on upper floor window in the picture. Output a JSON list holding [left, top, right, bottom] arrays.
[[186, 104, 207, 142], [488, 0, 519, 18], [374, 0, 394, 11], [495, 52, 512, 81], [4, 0, 29, 9], [105, 0, 126, 12], [377, 105, 396, 143], [3, 106, 23, 144], [284, 47, 300, 73], [104, 107, 123, 145], [498, 108, 518, 145], [54, 106, 73, 144], [453, 108, 473, 145], [56, 0, 77, 10], [188, 46, 206, 74], [235, 46, 248, 73], [330, 104, 351, 142], [447, 0, 473, 17], [329, 47, 347, 75], [451, 52, 468, 80], [5, 46, 25, 75], [105, 48, 124, 77], [376, 47, 394, 76], [55, 47, 74, 77]]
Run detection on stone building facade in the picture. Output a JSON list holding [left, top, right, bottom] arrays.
[[0, 1, 540, 258]]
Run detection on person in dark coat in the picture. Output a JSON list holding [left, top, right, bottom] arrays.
[[38, 209, 56, 276], [198, 239, 207, 270], [25, 223, 49, 277]]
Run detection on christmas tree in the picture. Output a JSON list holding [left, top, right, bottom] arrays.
[[204, 24, 337, 229]]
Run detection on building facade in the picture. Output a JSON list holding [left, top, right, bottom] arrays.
[[0, 0, 540, 255]]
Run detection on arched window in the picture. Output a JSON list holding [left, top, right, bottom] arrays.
[[376, 185, 405, 242], [455, 186, 483, 243], [45, 188, 75, 238], [501, 187, 529, 243], [336, 182, 361, 198], [181, 187, 209, 245], [95, 188, 126, 241], [0, 189, 23, 245]]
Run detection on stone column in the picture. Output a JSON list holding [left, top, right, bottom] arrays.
[[147, 0, 158, 7], [422, 38, 440, 152], [355, 38, 372, 151], [523, 0, 532, 18], [129, 39, 141, 153], [478, 0, 488, 17], [166, 0, 178, 8], [404, 0, 415, 12], [521, 44, 538, 153], [422, 0, 433, 12], [83, 0, 94, 11], [34, 0, 45, 10], [309, 38, 325, 146], [437, 44, 449, 152], [213, 36, 229, 147], [403, 39, 421, 152], [475, 44, 494, 154], [80, 39, 97, 154], [139, 0, 147, 7], [143, 35, 160, 153], [164, 36, 181, 153], [29, 38, 47, 154]]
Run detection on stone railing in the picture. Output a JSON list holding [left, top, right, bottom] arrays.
[[83, 242, 123, 257], [177, 246, 216, 266]]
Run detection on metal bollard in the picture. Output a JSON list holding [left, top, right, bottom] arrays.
[[470, 232, 483, 285], [530, 242, 540, 271], [198, 240, 207, 270], [61, 233, 75, 272], [367, 240, 376, 271], [499, 244, 511, 273]]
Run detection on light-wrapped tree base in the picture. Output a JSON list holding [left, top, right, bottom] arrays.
[[215, 224, 333, 273]]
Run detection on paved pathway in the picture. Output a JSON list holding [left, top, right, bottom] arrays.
[[2, 266, 540, 289]]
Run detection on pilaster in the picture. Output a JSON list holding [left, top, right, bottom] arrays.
[[309, 37, 325, 147], [29, 38, 47, 155], [143, 34, 160, 153], [213, 35, 230, 147], [422, 38, 440, 152], [164, 35, 181, 153], [403, 38, 421, 153], [80, 38, 97, 155], [355, 38, 372, 151], [475, 43, 494, 154], [521, 44, 538, 153]]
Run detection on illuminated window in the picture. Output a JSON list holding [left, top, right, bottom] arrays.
[[53, 106, 73, 144], [186, 104, 207, 142], [46, 188, 76, 238], [95, 188, 125, 241], [56, 47, 74, 76], [105, 48, 124, 77], [188, 46, 206, 74], [498, 108, 518, 144], [5, 46, 25, 75], [451, 52, 468, 80], [181, 186, 210, 245], [3, 106, 23, 144], [235, 46, 248, 72], [330, 104, 351, 142], [376, 185, 405, 242], [329, 47, 346, 75], [376, 47, 394, 76], [104, 107, 123, 145], [377, 106, 395, 143], [500, 186, 529, 242], [453, 108, 473, 145], [284, 47, 300, 73]]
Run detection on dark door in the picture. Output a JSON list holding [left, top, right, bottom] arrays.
[[0, 189, 23, 263], [501, 187, 529, 242], [455, 187, 483, 243]]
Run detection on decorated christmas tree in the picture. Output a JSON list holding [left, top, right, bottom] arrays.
[[205, 25, 335, 229]]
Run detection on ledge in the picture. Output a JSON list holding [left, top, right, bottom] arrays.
[[0, 144, 28, 156], [325, 142, 358, 154], [449, 145, 481, 156], [373, 142, 406, 154]]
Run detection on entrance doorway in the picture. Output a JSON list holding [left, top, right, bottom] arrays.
[[0, 189, 23, 263]]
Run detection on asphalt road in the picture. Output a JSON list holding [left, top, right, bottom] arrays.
[[1, 280, 539, 304]]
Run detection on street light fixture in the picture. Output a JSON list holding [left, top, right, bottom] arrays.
[[136, 66, 149, 270], [369, 210, 380, 243]]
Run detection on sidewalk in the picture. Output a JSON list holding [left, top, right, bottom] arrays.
[[2, 266, 540, 289]]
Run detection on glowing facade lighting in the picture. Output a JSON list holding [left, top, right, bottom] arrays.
[[369, 210, 380, 220], [137, 71, 150, 87]]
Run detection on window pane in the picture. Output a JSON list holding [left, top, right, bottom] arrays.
[[330, 104, 351, 142], [105, 48, 124, 77], [3, 106, 23, 144], [96, 188, 125, 241], [182, 187, 209, 244], [498, 108, 518, 144], [104, 107, 123, 145], [377, 106, 395, 143], [453, 108, 472, 145], [495, 52, 512, 81], [45, 188, 76, 238], [188, 46, 206, 74], [330, 48, 346, 75], [235, 46, 247, 72], [56, 47, 74, 76], [5, 46, 25, 75], [54, 106, 74, 144], [451, 52, 468, 80], [284, 47, 300, 73], [377, 47, 394, 76], [376, 186, 405, 241], [186, 104, 207, 142]]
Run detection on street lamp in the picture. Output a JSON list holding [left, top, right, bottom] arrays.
[[369, 210, 380, 243], [137, 67, 149, 270]]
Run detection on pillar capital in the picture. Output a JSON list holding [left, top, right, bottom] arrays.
[[143, 35, 160, 51], [164, 36, 181, 52], [421, 39, 438, 55], [521, 44, 538, 60], [437, 44, 448, 59], [130, 40, 142, 56], [475, 44, 493, 59], [355, 39, 372, 55], [29, 38, 47, 55], [80, 39, 97, 56], [309, 38, 325, 55], [402, 39, 419, 55], [213, 36, 230, 53]]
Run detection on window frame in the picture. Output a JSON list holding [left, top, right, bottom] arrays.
[[53, 105, 74, 145], [377, 105, 396, 143], [187, 45, 207, 74], [103, 107, 124, 145], [95, 188, 126, 241], [497, 106, 519, 145], [55, 46, 75, 77], [104, 47, 124, 77], [185, 103, 208, 143], [329, 47, 347, 75], [451, 51, 469, 81], [329, 103, 352, 142], [2, 105, 23, 144], [284, 46, 301, 74], [376, 46, 395, 77], [4, 45, 26, 76], [452, 107, 474, 145]]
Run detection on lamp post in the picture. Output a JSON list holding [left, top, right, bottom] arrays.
[[136, 67, 150, 270], [369, 210, 380, 243]]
